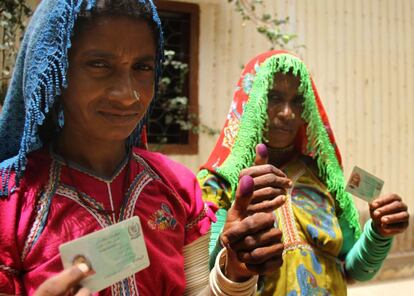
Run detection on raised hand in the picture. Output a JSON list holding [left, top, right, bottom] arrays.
[[239, 143, 292, 215], [370, 193, 409, 237], [34, 264, 91, 296], [220, 175, 284, 282]]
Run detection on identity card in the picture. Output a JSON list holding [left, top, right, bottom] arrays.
[[345, 166, 384, 202], [59, 216, 149, 292]]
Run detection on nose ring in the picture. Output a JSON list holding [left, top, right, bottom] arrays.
[[291, 113, 296, 119], [133, 90, 141, 102]]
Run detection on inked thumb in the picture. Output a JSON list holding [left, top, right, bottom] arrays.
[[254, 143, 268, 166], [232, 175, 254, 218]]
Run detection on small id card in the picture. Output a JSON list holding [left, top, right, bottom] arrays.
[[345, 166, 384, 202], [59, 216, 149, 292]]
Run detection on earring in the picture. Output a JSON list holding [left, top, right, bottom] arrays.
[[57, 102, 64, 129], [133, 90, 141, 102]]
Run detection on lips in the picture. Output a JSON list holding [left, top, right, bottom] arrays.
[[98, 110, 140, 125], [272, 125, 294, 133]]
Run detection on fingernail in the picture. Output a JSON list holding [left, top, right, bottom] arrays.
[[288, 180, 293, 187], [257, 143, 268, 159], [77, 262, 90, 275], [374, 210, 381, 216], [373, 202, 379, 208], [239, 175, 254, 197], [220, 237, 230, 249], [382, 217, 389, 223]]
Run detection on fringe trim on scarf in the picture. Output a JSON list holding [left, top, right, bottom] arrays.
[[216, 54, 361, 240], [0, 0, 164, 197], [0, 0, 93, 196]]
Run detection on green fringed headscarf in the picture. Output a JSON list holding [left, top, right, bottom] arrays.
[[199, 50, 361, 247]]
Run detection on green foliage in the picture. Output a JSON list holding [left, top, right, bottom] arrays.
[[0, 0, 32, 104], [228, 0, 298, 50]]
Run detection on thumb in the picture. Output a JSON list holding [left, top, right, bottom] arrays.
[[232, 175, 255, 218], [254, 143, 268, 166]]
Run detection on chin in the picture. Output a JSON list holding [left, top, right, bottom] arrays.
[[103, 128, 137, 142]]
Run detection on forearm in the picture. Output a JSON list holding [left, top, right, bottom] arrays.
[[345, 219, 393, 281]]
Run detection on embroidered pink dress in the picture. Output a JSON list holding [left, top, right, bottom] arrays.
[[0, 147, 215, 295]]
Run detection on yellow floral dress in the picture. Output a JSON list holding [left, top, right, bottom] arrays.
[[260, 158, 346, 296], [199, 157, 348, 295]]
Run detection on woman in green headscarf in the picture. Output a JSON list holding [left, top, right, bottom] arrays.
[[198, 50, 409, 295]]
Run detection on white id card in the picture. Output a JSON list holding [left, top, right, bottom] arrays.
[[345, 166, 384, 202], [59, 216, 150, 292]]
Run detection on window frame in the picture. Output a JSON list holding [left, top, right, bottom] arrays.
[[150, 0, 200, 155]]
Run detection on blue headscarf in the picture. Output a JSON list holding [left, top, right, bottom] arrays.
[[0, 0, 164, 196]]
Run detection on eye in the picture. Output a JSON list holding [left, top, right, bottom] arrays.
[[86, 60, 109, 69], [133, 63, 155, 72], [268, 92, 282, 103]]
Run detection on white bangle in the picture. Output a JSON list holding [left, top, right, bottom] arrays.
[[209, 249, 258, 296]]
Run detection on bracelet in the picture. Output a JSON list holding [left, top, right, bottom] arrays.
[[210, 249, 258, 295]]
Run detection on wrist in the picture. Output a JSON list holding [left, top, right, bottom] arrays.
[[224, 262, 251, 282], [210, 249, 258, 296]]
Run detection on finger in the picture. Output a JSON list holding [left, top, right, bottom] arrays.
[[253, 173, 292, 190], [370, 194, 402, 210], [247, 195, 287, 214], [381, 211, 410, 225], [238, 243, 284, 264], [75, 288, 92, 296], [372, 201, 407, 218], [231, 227, 283, 251], [240, 164, 287, 179], [250, 187, 287, 204], [34, 264, 89, 296], [245, 257, 284, 275], [232, 175, 255, 216], [254, 144, 268, 166], [221, 212, 275, 246]]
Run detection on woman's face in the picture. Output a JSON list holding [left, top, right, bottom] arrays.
[[266, 72, 304, 148], [60, 16, 156, 143]]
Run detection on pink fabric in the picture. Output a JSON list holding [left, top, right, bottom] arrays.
[[0, 147, 215, 295]]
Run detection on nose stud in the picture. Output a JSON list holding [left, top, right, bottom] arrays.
[[133, 90, 141, 102], [291, 113, 296, 119]]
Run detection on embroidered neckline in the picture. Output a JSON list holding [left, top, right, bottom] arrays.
[[49, 144, 130, 183]]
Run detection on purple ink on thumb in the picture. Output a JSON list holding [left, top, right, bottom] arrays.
[[239, 175, 254, 198], [257, 143, 268, 159]]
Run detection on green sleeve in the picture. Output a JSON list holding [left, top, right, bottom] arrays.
[[344, 219, 393, 281], [338, 214, 356, 257]]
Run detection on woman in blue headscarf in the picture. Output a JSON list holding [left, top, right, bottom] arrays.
[[0, 1, 285, 295]]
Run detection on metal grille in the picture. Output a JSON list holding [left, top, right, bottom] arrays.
[[148, 10, 191, 145]]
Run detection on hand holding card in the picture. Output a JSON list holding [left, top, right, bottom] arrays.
[[33, 265, 91, 296], [369, 194, 410, 237]]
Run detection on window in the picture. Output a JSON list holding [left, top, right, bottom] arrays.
[[149, 1, 200, 154]]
